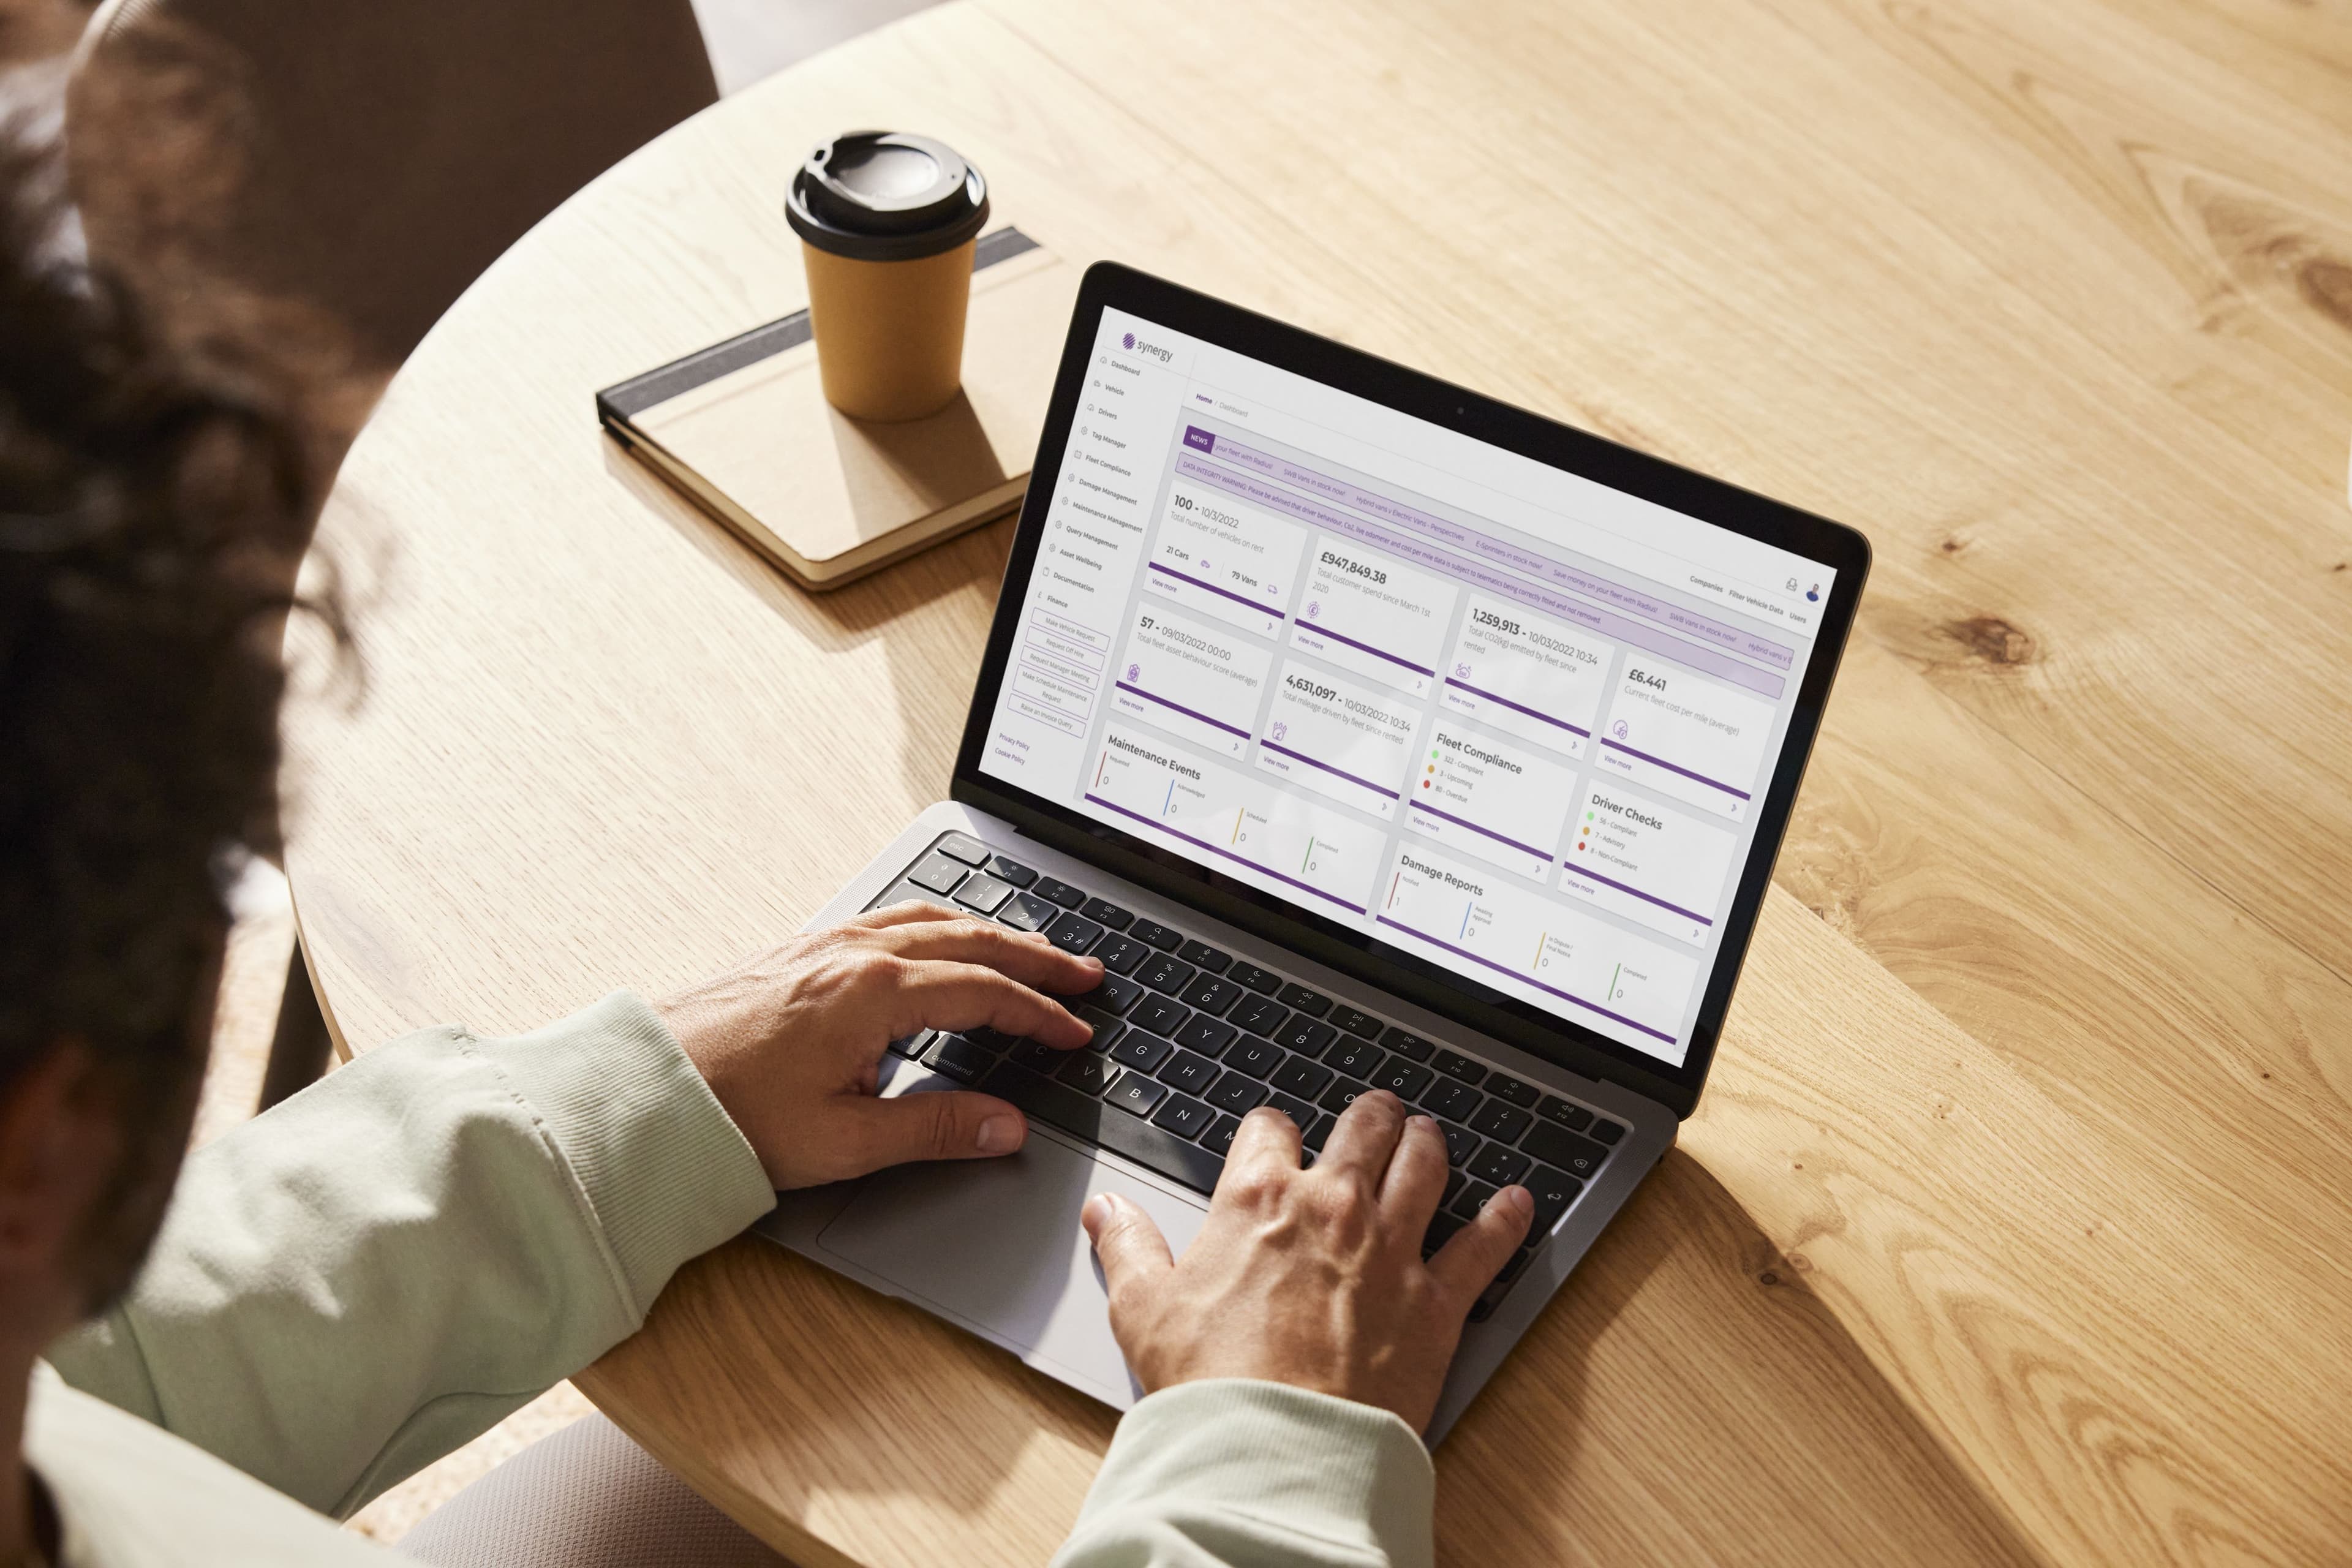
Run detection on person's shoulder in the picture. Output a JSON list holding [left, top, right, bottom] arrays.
[[26, 1365, 394, 1568]]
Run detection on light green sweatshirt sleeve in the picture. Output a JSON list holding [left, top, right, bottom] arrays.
[[42, 990, 775, 1520], [1053, 1379, 1436, 1568]]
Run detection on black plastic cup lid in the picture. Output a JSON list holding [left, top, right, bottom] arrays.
[[786, 131, 990, 262]]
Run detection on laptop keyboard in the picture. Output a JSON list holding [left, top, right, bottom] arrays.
[[876, 831, 1628, 1321]]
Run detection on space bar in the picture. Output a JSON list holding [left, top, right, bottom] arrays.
[[980, 1063, 1226, 1196]]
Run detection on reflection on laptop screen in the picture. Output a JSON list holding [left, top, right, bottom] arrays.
[[980, 308, 1839, 1068]]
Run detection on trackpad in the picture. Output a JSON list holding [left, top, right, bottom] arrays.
[[816, 1134, 1207, 1400]]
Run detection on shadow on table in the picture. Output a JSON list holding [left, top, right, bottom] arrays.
[[1436, 1148, 2041, 1566], [605, 434, 1014, 808], [584, 1233, 1114, 1568]]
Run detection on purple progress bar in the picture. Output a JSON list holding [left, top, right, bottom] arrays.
[[1115, 682, 1250, 741], [1260, 741, 1400, 801]]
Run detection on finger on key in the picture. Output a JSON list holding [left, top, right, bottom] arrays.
[[881, 916, 1102, 990], [1218, 1104, 1303, 1198], [1376, 1113, 1450, 1219], [1428, 1185, 1534, 1310], [895, 959, 1091, 1047], [1315, 1087, 1410, 1181], [850, 900, 968, 930]]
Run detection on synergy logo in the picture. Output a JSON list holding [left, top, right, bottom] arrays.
[[1120, 328, 1175, 363]]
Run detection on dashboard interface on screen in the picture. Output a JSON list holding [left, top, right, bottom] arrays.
[[980, 308, 1839, 1067]]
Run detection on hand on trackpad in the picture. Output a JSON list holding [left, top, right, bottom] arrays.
[[815, 1132, 1207, 1401]]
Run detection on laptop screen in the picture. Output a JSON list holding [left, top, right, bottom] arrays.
[[976, 303, 1841, 1069]]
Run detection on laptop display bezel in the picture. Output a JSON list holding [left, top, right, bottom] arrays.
[[951, 262, 1869, 1118]]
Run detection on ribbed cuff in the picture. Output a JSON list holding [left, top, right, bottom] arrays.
[[481, 991, 775, 1313], [1072, 1379, 1434, 1567]]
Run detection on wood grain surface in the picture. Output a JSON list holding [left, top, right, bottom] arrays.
[[283, 1, 2352, 1563]]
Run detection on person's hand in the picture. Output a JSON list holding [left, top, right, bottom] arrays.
[[655, 903, 1102, 1189], [1082, 1090, 1531, 1433]]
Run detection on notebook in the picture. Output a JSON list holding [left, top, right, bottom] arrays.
[[596, 228, 1077, 590]]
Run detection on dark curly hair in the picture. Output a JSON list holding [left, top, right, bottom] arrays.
[[0, 148, 311, 1133]]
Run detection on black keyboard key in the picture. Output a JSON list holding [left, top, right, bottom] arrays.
[[1107, 1030, 1172, 1072], [907, 853, 970, 895], [1204, 1115, 1242, 1156], [1076, 1008, 1126, 1051], [953, 872, 1014, 914], [1451, 1180, 1496, 1220], [1381, 1027, 1434, 1061], [1270, 1057, 1335, 1099], [1485, 1074, 1540, 1109], [1150, 1093, 1216, 1140], [874, 878, 957, 913], [1155, 1049, 1220, 1096], [1498, 1247, 1533, 1285], [1033, 876, 1088, 910], [1207, 1072, 1269, 1114], [1137, 952, 1196, 995], [1180, 975, 1245, 1016], [1421, 1079, 1480, 1121], [1229, 995, 1289, 1038], [1273, 1017, 1337, 1058], [986, 856, 1038, 888], [997, 891, 1058, 932], [1316, 1076, 1370, 1114], [1303, 1114, 1336, 1152], [1224, 1036, 1285, 1079], [963, 1027, 1021, 1053], [980, 1063, 1224, 1196], [923, 1033, 994, 1083], [1106, 1074, 1167, 1117], [887, 1030, 935, 1059], [1265, 1090, 1318, 1128], [1469, 1143, 1532, 1187], [1526, 1165, 1581, 1231], [1438, 1122, 1477, 1166], [1330, 1005, 1381, 1038], [1076, 973, 1144, 1016], [1009, 1039, 1067, 1072], [1230, 962, 1282, 994], [1422, 1212, 1463, 1257], [1171, 1016, 1238, 1058], [1537, 1095, 1593, 1132], [1444, 1169, 1466, 1205], [1468, 1101, 1533, 1144], [1175, 940, 1230, 973], [1276, 982, 1331, 1016], [1370, 1060, 1435, 1099], [1054, 1052, 1117, 1095], [1044, 911, 1104, 955], [1131, 993, 1191, 1038], [1591, 1118, 1625, 1145], [1324, 1038, 1383, 1079], [1080, 897, 1134, 930], [936, 832, 989, 865], [1131, 918, 1183, 951], [1431, 1049, 1487, 1086], [1091, 935, 1150, 976], [1521, 1121, 1610, 1180]]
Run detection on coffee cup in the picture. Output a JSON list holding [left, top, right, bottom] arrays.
[[785, 130, 990, 423]]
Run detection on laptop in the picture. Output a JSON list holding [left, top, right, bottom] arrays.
[[756, 262, 1869, 1441]]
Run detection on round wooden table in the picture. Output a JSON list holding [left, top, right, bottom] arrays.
[[286, 2, 2352, 1563]]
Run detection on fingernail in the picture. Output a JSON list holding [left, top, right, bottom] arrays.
[[978, 1114, 1023, 1154], [1502, 1185, 1533, 1216], [1080, 1192, 1114, 1235], [1408, 1114, 1438, 1131]]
